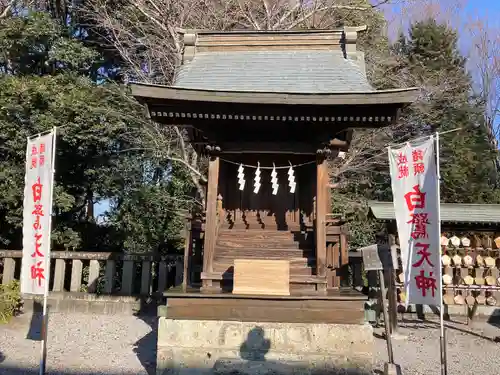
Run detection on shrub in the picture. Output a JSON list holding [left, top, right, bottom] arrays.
[[0, 280, 22, 323]]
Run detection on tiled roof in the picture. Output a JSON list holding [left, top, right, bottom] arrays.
[[369, 201, 500, 224], [173, 50, 374, 93]]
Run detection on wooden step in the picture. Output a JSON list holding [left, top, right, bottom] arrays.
[[214, 255, 315, 267], [218, 229, 313, 237], [217, 239, 306, 249], [202, 271, 326, 284], [215, 247, 313, 259], [214, 265, 313, 276], [220, 223, 302, 230], [201, 271, 327, 284]]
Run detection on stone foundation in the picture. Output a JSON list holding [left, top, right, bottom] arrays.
[[157, 318, 374, 375]]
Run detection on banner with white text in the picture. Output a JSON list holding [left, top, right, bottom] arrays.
[[389, 137, 441, 306], [20, 131, 55, 295]]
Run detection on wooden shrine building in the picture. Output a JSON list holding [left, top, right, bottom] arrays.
[[130, 28, 418, 323]]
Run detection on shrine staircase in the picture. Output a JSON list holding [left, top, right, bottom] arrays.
[[207, 212, 327, 294]]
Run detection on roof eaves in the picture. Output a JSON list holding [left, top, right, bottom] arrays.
[[368, 201, 500, 224], [129, 82, 419, 106]]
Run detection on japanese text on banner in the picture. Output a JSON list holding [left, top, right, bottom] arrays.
[[389, 137, 441, 306], [21, 132, 55, 295]]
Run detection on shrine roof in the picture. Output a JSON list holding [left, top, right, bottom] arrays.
[[130, 28, 418, 107], [369, 201, 500, 224], [173, 28, 373, 93], [173, 50, 374, 93]]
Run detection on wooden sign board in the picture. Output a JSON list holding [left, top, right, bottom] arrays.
[[233, 259, 290, 296], [360, 244, 399, 271]]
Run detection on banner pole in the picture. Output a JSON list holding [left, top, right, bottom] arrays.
[[435, 132, 447, 375], [39, 127, 57, 375]]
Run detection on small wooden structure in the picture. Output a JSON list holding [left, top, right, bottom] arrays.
[[131, 28, 417, 323]]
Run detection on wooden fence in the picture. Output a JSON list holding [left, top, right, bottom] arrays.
[[0, 250, 184, 296]]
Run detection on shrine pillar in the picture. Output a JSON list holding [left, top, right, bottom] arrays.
[[315, 156, 328, 284], [202, 155, 220, 290]]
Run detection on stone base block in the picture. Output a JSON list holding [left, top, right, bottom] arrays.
[[157, 318, 374, 375]]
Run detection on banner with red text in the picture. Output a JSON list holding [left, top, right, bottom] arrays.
[[389, 137, 441, 306], [21, 131, 55, 295]]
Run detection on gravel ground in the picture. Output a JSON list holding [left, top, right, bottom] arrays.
[[373, 316, 500, 374], [0, 312, 157, 375], [1, 312, 500, 375]]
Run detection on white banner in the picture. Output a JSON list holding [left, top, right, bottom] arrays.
[[21, 130, 56, 295], [389, 136, 441, 306]]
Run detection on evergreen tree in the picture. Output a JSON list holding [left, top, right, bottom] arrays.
[[396, 19, 500, 203]]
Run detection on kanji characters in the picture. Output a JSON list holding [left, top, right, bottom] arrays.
[[412, 243, 434, 267], [407, 213, 429, 239], [31, 234, 44, 258], [397, 152, 409, 179], [411, 148, 425, 175], [398, 165, 409, 179], [29, 142, 46, 170], [404, 185, 426, 211], [32, 177, 43, 202], [413, 162, 425, 175], [412, 149, 423, 162], [397, 152, 408, 165], [32, 204, 44, 217], [414, 269, 437, 298], [30, 261, 45, 287]]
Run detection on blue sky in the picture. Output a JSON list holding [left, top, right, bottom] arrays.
[[466, 0, 499, 17]]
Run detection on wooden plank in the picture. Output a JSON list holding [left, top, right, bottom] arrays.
[[233, 259, 290, 296], [165, 304, 364, 324], [164, 287, 366, 300], [166, 296, 363, 309], [340, 226, 348, 266], [197, 45, 341, 53], [182, 221, 191, 292], [201, 156, 220, 290], [198, 34, 343, 44], [316, 158, 328, 278]]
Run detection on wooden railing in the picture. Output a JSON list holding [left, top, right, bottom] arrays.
[[0, 250, 183, 296]]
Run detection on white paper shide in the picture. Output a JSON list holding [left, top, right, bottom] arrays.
[[389, 137, 441, 306], [21, 131, 55, 295]]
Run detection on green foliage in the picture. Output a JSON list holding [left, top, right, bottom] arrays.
[[0, 11, 193, 254], [0, 12, 98, 75], [111, 161, 193, 254], [0, 280, 22, 323]]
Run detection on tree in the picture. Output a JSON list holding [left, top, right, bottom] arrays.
[[466, 17, 500, 173], [0, 11, 194, 252], [393, 19, 500, 203]]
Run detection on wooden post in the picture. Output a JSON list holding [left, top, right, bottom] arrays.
[[387, 233, 399, 334], [315, 157, 327, 279], [202, 155, 220, 291], [182, 219, 191, 292]]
